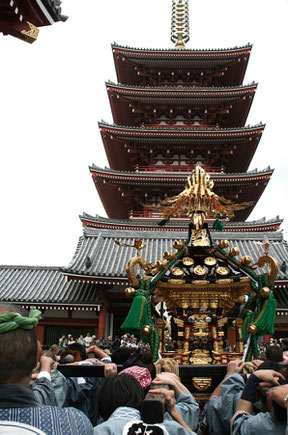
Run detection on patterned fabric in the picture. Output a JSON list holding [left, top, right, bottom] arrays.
[[123, 420, 168, 435], [93, 403, 197, 434], [0, 406, 93, 435], [119, 366, 152, 390], [231, 410, 286, 435]]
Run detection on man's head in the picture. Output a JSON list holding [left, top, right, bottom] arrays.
[[97, 373, 144, 420], [266, 345, 283, 362], [0, 304, 40, 384]]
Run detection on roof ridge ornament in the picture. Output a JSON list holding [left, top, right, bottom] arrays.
[[171, 0, 190, 49]]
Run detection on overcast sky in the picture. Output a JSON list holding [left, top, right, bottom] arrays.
[[0, 0, 287, 267]]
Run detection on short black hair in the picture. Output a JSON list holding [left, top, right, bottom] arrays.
[[97, 373, 144, 420], [0, 303, 38, 384], [111, 347, 134, 364], [266, 345, 283, 362], [65, 342, 87, 360]]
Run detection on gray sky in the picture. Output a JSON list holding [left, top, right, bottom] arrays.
[[0, 0, 287, 267]]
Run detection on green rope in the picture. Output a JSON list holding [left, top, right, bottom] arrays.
[[0, 307, 42, 333]]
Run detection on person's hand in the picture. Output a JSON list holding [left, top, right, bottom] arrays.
[[148, 388, 192, 432], [104, 363, 117, 377], [226, 359, 246, 375], [251, 359, 264, 370], [152, 372, 179, 388], [148, 388, 176, 415], [253, 369, 285, 386], [267, 384, 288, 409], [39, 356, 55, 372]]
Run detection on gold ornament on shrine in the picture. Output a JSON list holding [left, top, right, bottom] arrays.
[[247, 324, 258, 335], [182, 257, 194, 266], [204, 257, 217, 267], [260, 287, 271, 298], [142, 325, 151, 337], [125, 287, 136, 297]]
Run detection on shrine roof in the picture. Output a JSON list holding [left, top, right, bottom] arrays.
[[112, 43, 252, 56], [80, 213, 282, 233], [0, 266, 102, 309], [64, 227, 288, 285], [90, 164, 273, 181]]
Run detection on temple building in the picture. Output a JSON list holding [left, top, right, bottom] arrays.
[[0, 0, 67, 43], [0, 0, 288, 344]]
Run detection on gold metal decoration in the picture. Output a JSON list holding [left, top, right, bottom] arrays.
[[171, 0, 190, 49], [216, 267, 230, 276], [125, 287, 136, 297], [189, 349, 212, 364], [219, 240, 230, 249], [247, 324, 258, 335], [126, 256, 147, 288], [192, 377, 212, 392], [229, 247, 240, 257], [153, 277, 251, 310], [171, 267, 184, 277], [21, 22, 39, 43], [252, 253, 279, 286], [149, 166, 253, 231], [163, 251, 174, 261], [173, 240, 186, 250], [193, 265, 207, 277], [260, 287, 271, 298], [204, 257, 217, 267], [114, 238, 146, 256], [191, 228, 210, 246], [142, 325, 151, 336], [182, 257, 194, 266]]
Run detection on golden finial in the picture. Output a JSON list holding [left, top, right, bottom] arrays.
[[171, 0, 190, 49], [149, 166, 253, 230]]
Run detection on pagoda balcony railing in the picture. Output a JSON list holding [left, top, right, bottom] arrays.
[[129, 210, 189, 221], [134, 164, 226, 174], [129, 210, 228, 222]]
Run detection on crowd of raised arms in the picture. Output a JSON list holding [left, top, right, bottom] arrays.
[[0, 304, 288, 434]]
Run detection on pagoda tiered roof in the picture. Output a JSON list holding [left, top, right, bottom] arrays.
[[80, 213, 283, 233], [0, 266, 102, 311], [64, 226, 288, 290], [112, 43, 252, 87], [106, 82, 257, 128], [99, 122, 264, 173], [0, 0, 67, 43], [90, 165, 273, 221]]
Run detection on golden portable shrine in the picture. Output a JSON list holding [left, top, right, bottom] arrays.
[[120, 167, 278, 369]]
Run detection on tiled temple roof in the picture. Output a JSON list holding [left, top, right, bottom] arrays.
[[0, 266, 102, 309], [64, 227, 288, 285], [90, 164, 273, 179], [80, 213, 283, 232], [106, 81, 257, 94], [99, 122, 265, 135]]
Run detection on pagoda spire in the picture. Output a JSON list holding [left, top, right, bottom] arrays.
[[171, 0, 190, 49]]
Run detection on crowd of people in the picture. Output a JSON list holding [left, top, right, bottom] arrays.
[[57, 332, 148, 354], [0, 303, 288, 434]]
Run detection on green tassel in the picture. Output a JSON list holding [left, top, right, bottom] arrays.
[[213, 219, 223, 231], [252, 292, 277, 336], [121, 293, 151, 334], [158, 218, 169, 227]]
